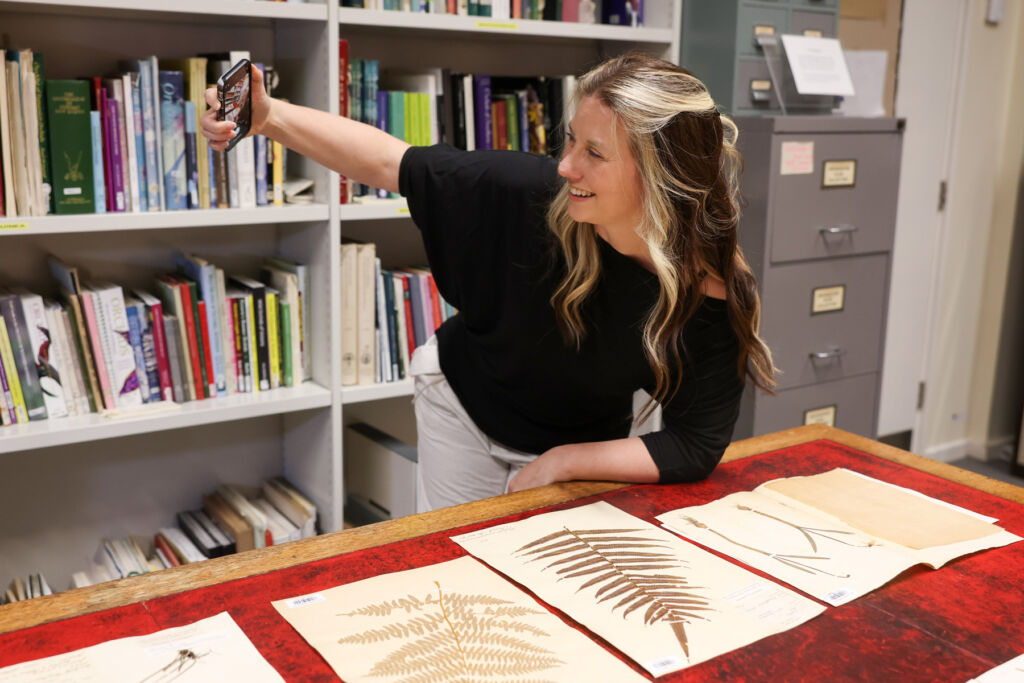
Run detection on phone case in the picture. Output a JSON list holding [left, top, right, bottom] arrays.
[[218, 59, 252, 152]]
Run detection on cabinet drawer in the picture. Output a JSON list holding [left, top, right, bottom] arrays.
[[761, 254, 888, 390], [734, 58, 781, 111], [790, 9, 836, 37], [736, 5, 788, 55], [753, 372, 877, 437], [790, 0, 838, 7], [769, 132, 901, 263]]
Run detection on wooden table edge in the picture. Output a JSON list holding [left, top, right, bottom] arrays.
[[2, 424, 1021, 635]]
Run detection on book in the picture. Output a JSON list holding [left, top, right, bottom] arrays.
[[117, 74, 142, 212], [161, 56, 209, 209], [176, 510, 220, 558], [132, 299, 161, 403], [124, 299, 151, 403], [0, 51, 16, 216], [0, 291, 47, 420], [154, 276, 197, 401], [153, 533, 182, 567], [87, 282, 143, 408], [6, 54, 33, 216], [162, 313, 185, 403], [264, 287, 281, 389], [183, 101, 200, 209], [132, 289, 173, 402], [205, 52, 256, 209], [177, 277, 209, 398], [197, 300, 215, 397], [193, 508, 236, 555], [260, 265, 301, 388], [218, 484, 268, 549], [175, 252, 226, 396], [54, 303, 90, 415], [374, 259, 391, 382], [253, 63, 269, 207], [58, 288, 103, 413], [0, 323, 17, 424], [88, 110, 106, 212], [15, 289, 68, 418], [103, 96, 126, 211], [0, 316, 28, 423], [229, 275, 269, 391], [134, 58, 161, 211], [262, 257, 310, 380], [339, 243, 358, 386], [103, 77, 135, 212], [253, 497, 300, 545], [392, 274, 412, 379], [127, 73, 148, 213], [354, 242, 376, 384], [158, 527, 206, 564], [473, 74, 493, 150], [44, 80, 94, 214], [203, 491, 254, 553], [226, 291, 250, 392], [264, 477, 317, 538], [157, 70, 187, 210]]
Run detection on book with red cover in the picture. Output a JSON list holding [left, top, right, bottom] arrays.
[[426, 274, 443, 330], [157, 276, 204, 400], [197, 300, 215, 398], [338, 39, 349, 204], [493, 100, 508, 151], [79, 290, 116, 410], [153, 533, 182, 567], [396, 273, 415, 357]]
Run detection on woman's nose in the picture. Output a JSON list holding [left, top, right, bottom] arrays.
[[557, 154, 580, 181]]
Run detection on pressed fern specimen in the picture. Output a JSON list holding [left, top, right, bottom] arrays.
[[515, 527, 711, 659], [338, 582, 563, 682]]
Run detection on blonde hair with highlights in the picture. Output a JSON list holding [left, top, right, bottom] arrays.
[[547, 53, 776, 422]]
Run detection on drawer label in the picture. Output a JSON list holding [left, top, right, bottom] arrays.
[[804, 404, 837, 427], [780, 141, 814, 175], [811, 284, 845, 314], [802, 29, 824, 38], [754, 24, 777, 36], [750, 79, 772, 92], [823, 159, 857, 187]]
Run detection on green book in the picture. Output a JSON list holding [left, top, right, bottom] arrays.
[[419, 93, 432, 146], [279, 300, 293, 388], [183, 278, 210, 398], [505, 94, 519, 152], [389, 91, 405, 142], [45, 79, 95, 215]]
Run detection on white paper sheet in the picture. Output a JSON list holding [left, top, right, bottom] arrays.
[[272, 556, 647, 682], [780, 35, 856, 96], [452, 501, 824, 677], [0, 612, 283, 682], [969, 653, 1024, 682]]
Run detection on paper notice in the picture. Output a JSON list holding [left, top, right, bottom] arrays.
[[780, 35, 856, 96], [780, 141, 814, 175]]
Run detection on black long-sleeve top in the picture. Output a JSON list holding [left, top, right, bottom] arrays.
[[398, 144, 744, 483]]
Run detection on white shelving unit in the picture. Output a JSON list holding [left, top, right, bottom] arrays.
[[0, 0, 680, 592]]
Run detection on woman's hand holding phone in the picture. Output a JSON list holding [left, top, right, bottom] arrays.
[[201, 62, 273, 152]]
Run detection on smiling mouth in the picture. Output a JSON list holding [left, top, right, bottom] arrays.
[[569, 186, 595, 198]]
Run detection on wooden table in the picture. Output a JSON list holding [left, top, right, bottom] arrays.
[[3, 423, 1022, 638]]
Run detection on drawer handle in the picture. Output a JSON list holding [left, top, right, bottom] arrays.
[[820, 224, 859, 235], [810, 348, 845, 361]]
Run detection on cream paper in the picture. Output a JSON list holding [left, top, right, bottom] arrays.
[[968, 653, 1024, 682], [657, 468, 1020, 606], [271, 556, 647, 682], [451, 501, 824, 677], [0, 612, 283, 683]]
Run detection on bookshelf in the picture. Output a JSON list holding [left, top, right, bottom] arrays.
[[0, 0, 679, 593]]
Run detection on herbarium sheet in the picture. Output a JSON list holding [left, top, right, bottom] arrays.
[[657, 468, 1021, 605], [451, 501, 825, 677], [0, 612, 283, 683], [272, 555, 647, 682]]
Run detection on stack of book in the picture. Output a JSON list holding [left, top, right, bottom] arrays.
[[338, 41, 575, 202], [2, 575, 53, 604], [341, 0, 644, 25], [0, 254, 310, 428], [68, 476, 317, 590], [341, 241, 455, 386], [0, 49, 288, 218]]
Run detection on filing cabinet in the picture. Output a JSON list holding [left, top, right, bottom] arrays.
[[681, 0, 839, 116], [732, 116, 904, 439]]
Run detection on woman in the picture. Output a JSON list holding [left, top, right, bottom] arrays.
[[202, 53, 776, 512]]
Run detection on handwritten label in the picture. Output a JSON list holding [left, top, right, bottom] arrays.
[[476, 21, 518, 30], [804, 405, 837, 427], [0, 222, 29, 230], [812, 285, 845, 314], [644, 655, 686, 676], [780, 141, 814, 175], [803, 29, 824, 38], [286, 594, 325, 608], [823, 159, 857, 187]]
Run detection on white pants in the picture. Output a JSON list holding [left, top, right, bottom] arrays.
[[411, 336, 538, 513]]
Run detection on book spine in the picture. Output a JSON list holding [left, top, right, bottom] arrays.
[[79, 291, 115, 411], [392, 276, 410, 378], [32, 54, 52, 214], [89, 110, 106, 213], [97, 286, 142, 408], [0, 295, 47, 420], [400, 275, 416, 355], [375, 90, 389, 199], [381, 269, 401, 379], [232, 136, 256, 211], [215, 268, 233, 395], [45, 80, 95, 215], [207, 144, 217, 208], [146, 300, 173, 402], [177, 282, 205, 399], [0, 330, 16, 424], [271, 141, 284, 206], [340, 244, 358, 386], [104, 98, 126, 212], [57, 308, 89, 415], [223, 295, 238, 393], [337, 44, 349, 204], [119, 75, 141, 213], [254, 133, 268, 207], [136, 302, 161, 402], [231, 297, 248, 392], [146, 57, 165, 210], [252, 290, 269, 391], [197, 300, 215, 397], [162, 315, 185, 402], [427, 274, 444, 330], [240, 297, 254, 392], [136, 60, 161, 211], [158, 71, 187, 210], [20, 292, 69, 418], [266, 291, 280, 389], [183, 101, 200, 209], [373, 261, 391, 382], [131, 76, 149, 206], [279, 300, 293, 388], [0, 317, 28, 423], [125, 302, 151, 403], [213, 147, 230, 208], [474, 75, 493, 150], [63, 294, 102, 413]]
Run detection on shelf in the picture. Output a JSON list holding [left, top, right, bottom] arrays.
[[338, 7, 675, 44], [0, 0, 328, 21], [0, 205, 330, 236], [343, 379, 415, 404], [340, 199, 411, 222], [0, 383, 333, 454]]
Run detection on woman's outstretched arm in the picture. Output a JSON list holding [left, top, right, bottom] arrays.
[[200, 64, 410, 194]]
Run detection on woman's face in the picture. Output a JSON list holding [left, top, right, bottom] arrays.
[[557, 95, 644, 238]]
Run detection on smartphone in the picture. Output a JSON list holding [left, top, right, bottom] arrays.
[[217, 58, 252, 152]]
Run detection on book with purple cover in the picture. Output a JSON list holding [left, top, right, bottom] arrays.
[[473, 74, 492, 150], [104, 98, 126, 212]]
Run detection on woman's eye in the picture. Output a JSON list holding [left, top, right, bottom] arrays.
[[588, 149, 602, 159]]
